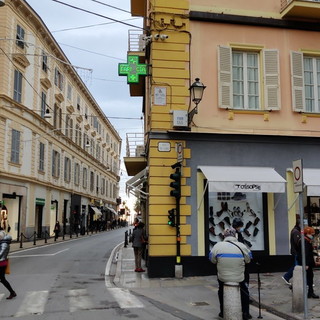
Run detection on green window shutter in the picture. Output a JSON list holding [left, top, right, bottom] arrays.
[[290, 51, 305, 112], [263, 49, 280, 110], [218, 46, 232, 109]]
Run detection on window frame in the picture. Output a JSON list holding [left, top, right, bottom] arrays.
[[39, 142, 45, 171], [13, 69, 23, 103], [64, 156, 71, 183], [52, 150, 60, 178], [16, 25, 25, 49], [11, 129, 20, 164]]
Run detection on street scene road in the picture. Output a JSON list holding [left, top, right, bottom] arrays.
[[0, 228, 290, 320], [1, 229, 181, 320]]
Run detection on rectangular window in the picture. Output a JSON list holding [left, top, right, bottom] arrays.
[[41, 92, 46, 118], [83, 167, 87, 189], [90, 171, 94, 192], [42, 51, 48, 72], [54, 67, 64, 90], [16, 25, 25, 49], [96, 175, 99, 194], [74, 163, 80, 186], [67, 84, 72, 100], [39, 142, 45, 171], [64, 157, 71, 182], [232, 52, 259, 110], [77, 95, 81, 110], [101, 178, 105, 195], [304, 56, 320, 113], [52, 150, 60, 177], [11, 129, 20, 163], [13, 69, 22, 103]]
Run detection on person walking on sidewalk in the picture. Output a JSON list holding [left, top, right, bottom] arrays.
[[53, 221, 61, 241], [132, 222, 147, 272], [209, 228, 252, 320], [297, 226, 319, 299], [282, 215, 301, 286], [0, 231, 16, 299]]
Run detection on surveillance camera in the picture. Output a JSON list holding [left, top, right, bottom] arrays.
[[154, 34, 160, 40], [160, 34, 169, 40]]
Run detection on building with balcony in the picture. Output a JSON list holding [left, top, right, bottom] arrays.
[[124, 0, 320, 278], [0, 0, 121, 240]]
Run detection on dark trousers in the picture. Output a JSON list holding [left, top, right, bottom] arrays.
[[218, 279, 250, 315], [306, 267, 314, 294], [0, 266, 15, 294]]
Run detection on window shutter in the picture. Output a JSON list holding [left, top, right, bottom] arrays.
[[290, 51, 305, 112], [263, 49, 280, 110], [218, 46, 232, 109]]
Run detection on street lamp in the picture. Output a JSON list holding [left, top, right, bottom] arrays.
[[188, 78, 206, 125]]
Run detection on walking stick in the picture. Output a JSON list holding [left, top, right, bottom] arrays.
[[256, 262, 263, 319]]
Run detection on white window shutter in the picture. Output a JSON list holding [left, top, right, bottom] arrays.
[[263, 49, 280, 110], [218, 46, 232, 109], [290, 51, 305, 112]]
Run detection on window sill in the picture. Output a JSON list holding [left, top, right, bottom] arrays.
[[227, 109, 271, 121], [8, 161, 21, 168]]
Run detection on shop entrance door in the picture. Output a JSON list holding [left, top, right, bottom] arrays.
[[35, 204, 43, 238]]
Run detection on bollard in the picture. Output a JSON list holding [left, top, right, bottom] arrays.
[[292, 265, 303, 313], [224, 282, 242, 320], [20, 232, 23, 248], [124, 230, 128, 248], [44, 230, 47, 243], [33, 232, 36, 245]]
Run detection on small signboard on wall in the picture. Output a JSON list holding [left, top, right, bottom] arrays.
[[154, 87, 167, 106]]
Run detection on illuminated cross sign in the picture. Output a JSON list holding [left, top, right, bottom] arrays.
[[118, 55, 147, 84]]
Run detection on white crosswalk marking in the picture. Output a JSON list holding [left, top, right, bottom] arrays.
[[0, 293, 5, 301], [68, 289, 94, 312], [108, 288, 144, 308], [15, 290, 48, 317]]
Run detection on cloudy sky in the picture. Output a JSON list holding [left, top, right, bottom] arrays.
[[25, 0, 144, 201]]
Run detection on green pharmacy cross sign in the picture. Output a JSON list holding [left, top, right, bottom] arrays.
[[118, 55, 147, 84]]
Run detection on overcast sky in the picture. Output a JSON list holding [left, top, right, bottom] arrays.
[[25, 0, 144, 202]]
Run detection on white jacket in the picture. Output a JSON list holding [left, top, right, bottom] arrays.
[[209, 236, 252, 283]]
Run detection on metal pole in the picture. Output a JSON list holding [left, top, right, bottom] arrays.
[[299, 192, 308, 319]]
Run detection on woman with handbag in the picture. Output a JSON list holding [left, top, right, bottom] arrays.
[[0, 230, 16, 299]]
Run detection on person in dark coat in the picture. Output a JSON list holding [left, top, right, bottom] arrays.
[[0, 231, 16, 299], [132, 222, 147, 272], [53, 221, 61, 241], [297, 226, 319, 298], [282, 216, 301, 285]]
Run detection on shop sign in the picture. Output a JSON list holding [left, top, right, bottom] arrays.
[[234, 184, 261, 191], [36, 198, 45, 205]]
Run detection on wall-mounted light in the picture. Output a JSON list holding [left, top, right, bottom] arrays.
[[44, 108, 51, 119], [188, 78, 206, 126], [0, 0, 5, 7]]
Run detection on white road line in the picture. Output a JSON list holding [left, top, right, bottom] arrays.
[[108, 288, 144, 309], [68, 289, 94, 312], [15, 290, 48, 317], [0, 293, 4, 300], [10, 248, 70, 258]]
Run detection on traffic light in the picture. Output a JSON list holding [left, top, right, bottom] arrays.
[[170, 168, 181, 198], [168, 208, 176, 227]]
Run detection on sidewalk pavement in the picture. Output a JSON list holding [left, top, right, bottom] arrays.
[[115, 244, 320, 320], [10, 235, 320, 320]]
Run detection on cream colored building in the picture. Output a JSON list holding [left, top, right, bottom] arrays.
[[0, 0, 121, 240]]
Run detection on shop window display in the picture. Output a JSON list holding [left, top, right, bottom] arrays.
[[305, 197, 320, 253], [208, 192, 264, 251]]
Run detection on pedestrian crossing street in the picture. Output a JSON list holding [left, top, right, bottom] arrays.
[[0, 288, 145, 318]]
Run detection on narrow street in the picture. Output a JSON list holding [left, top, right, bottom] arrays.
[[0, 229, 185, 319]]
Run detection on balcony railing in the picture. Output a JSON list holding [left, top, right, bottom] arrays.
[[128, 29, 145, 52], [125, 133, 145, 157]]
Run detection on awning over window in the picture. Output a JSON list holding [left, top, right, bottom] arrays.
[[108, 207, 118, 215], [302, 169, 320, 196], [126, 167, 148, 198], [198, 166, 286, 193], [91, 206, 102, 219]]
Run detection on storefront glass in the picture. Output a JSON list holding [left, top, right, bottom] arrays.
[[208, 191, 264, 251]]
